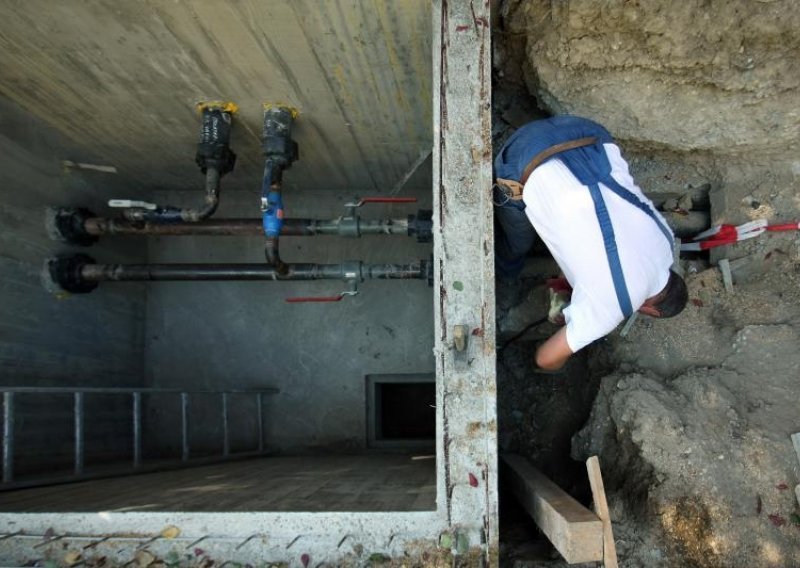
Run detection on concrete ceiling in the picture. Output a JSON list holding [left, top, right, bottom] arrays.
[[0, 1, 432, 193]]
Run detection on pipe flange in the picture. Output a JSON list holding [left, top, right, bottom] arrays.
[[43, 254, 98, 294], [340, 261, 363, 282], [409, 209, 433, 243], [45, 207, 98, 246]]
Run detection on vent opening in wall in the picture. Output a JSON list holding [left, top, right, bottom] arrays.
[[366, 373, 435, 449]]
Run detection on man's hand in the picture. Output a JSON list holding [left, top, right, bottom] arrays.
[[546, 277, 572, 326], [535, 327, 573, 371]]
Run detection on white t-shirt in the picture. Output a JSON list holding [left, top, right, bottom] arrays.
[[522, 143, 674, 353]]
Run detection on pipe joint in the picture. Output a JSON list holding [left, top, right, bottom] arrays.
[[45, 207, 98, 246]]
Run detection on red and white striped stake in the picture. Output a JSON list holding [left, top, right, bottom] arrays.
[[681, 219, 800, 251]]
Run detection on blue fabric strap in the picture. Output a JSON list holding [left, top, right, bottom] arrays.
[[587, 182, 634, 318], [601, 175, 674, 248]]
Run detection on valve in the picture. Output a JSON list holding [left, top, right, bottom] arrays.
[[108, 200, 157, 211], [285, 280, 359, 304], [262, 192, 284, 238], [195, 101, 237, 175], [260, 105, 299, 234], [110, 102, 236, 223]]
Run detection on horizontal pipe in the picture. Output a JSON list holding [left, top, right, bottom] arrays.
[[82, 217, 410, 237], [123, 168, 222, 223], [661, 210, 710, 238], [79, 261, 428, 282]]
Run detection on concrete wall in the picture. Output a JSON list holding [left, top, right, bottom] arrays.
[[0, 97, 148, 472], [0, 0, 435, 467], [143, 172, 434, 454]]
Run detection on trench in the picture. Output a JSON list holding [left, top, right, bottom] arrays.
[[488, 38, 710, 562]]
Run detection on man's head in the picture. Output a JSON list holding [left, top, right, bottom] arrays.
[[638, 269, 688, 318]]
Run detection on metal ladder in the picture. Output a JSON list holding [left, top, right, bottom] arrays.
[[1, 386, 279, 491]]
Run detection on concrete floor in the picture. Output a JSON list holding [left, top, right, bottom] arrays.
[[0, 454, 436, 512]]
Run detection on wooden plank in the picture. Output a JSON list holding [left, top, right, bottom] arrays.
[[586, 456, 619, 568], [503, 454, 603, 564]]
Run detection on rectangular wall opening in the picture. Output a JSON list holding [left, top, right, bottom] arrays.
[[367, 373, 435, 450]]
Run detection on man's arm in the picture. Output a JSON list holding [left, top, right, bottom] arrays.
[[535, 327, 573, 371]]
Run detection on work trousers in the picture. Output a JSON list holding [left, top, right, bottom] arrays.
[[492, 185, 537, 279]]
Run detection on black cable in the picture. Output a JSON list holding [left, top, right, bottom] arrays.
[[498, 316, 548, 351]]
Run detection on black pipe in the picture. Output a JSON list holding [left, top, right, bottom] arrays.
[[122, 168, 222, 223], [264, 237, 288, 275], [261, 107, 298, 276], [81, 217, 413, 237], [116, 104, 236, 224], [52, 209, 432, 241], [77, 261, 428, 283], [47, 255, 434, 293]]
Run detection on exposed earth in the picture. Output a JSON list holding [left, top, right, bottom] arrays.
[[492, 1, 800, 566]]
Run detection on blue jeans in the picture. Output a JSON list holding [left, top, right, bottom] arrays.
[[493, 185, 537, 279]]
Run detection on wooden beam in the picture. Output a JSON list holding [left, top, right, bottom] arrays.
[[503, 454, 603, 564], [587, 456, 619, 568]]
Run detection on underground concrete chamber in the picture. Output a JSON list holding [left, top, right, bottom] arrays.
[[0, 1, 500, 566]]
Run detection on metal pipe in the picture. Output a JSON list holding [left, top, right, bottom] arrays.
[[78, 261, 428, 282], [74, 392, 84, 475], [185, 167, 221, 222], [81, 217, 412, 237], [264, 237, 288, 275], [132, 392, 142, 468], [3, 393, 14, 483], [181, 393, 190, 461], [123, 168, 222, 223], [262, 158, 289, 275]]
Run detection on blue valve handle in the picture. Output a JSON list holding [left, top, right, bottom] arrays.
[[154, 207, 184, 223], [262, 191, 284, 237]]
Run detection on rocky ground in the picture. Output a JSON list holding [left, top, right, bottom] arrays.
[[497, 196, 800, 568]]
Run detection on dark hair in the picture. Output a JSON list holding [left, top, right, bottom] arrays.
[[654, 269, 688, 318]]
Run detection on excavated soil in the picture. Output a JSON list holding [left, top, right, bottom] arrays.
[[493, 1, 800, 566]]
